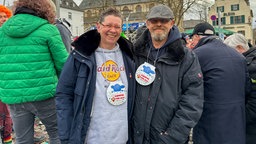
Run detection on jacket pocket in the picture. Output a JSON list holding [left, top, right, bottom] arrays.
[[150, 127, 166, 144], [74, 67, 89, 96]]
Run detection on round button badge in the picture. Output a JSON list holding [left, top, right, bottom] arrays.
[[135, 62, 156, 86], [106, 81, 127, 106]]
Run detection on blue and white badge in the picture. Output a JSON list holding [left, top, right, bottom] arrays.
[[135, 62, 156, 86], [106, 81, 127, 106]]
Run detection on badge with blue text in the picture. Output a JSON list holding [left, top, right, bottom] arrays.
[[135, 62, 156, 86], [106, 81, 127, 106]]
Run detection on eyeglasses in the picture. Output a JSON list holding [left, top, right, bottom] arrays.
[[100, 23, 122, 30], [148, 18, 171, 24]]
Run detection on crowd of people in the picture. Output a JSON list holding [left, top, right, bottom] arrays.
[[0, 0, 255, 144]]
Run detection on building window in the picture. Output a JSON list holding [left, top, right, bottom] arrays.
[[221, 17, 226, 25], [87, 10, 92, 17], [99, 9, 103, 15], [231, 4, 239, 11], [68, 12, 72, 20], [212, 17, 226, 26], [135, 5, 142, 12], [66, 1, 68, 5], [149, 4, 154, 10], [122, 6, 130, 15], [230, 15, 245, 24], [217, 6, 224, 12]]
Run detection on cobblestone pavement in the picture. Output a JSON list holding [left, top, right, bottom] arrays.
[[34, 118, 49, 144]]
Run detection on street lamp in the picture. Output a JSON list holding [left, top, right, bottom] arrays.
[[56, 0, 60, 18], [126, 13, 131, 34], [218, 10, 224, 40]]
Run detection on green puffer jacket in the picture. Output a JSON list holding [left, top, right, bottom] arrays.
[[0, 14, 68, 104]]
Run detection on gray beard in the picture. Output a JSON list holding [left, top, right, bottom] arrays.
[[151, 32, 168, 42]]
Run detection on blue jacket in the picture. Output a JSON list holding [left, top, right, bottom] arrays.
[[55, 30, 136, 144], [193, 36, 247, 144]]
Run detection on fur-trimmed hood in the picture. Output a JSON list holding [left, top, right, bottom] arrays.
[[72, 29, 134, 59]]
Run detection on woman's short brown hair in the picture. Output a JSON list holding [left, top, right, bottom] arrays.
[[14, 0, 56, 24], [98, 7, 123, 24]]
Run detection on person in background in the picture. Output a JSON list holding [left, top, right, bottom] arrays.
[[0, 5, 11, 26], [191, 22, 247, 144], [49, 0, 72, 53], [55, 8, 135, 144], [134, 25, 147, 42], [0, 5, 13, 144], [224, 33, 256, 144], [132, 4, 203, 144], [55, 18, 72, 53], [186, 39, 195, 49], [0, 0, 68, 143], [180, 33, 194, 49]]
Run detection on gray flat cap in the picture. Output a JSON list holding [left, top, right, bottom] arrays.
[[146, 4, 174, 19]]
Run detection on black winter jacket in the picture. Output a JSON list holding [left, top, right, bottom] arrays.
[[132, 28, 204, 144], [243, 47, 256, 144]]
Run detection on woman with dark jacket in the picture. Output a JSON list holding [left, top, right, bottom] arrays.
[[55, 8, 135, 144]]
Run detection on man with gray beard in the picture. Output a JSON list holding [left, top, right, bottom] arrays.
[[132, 4, 204, 144]]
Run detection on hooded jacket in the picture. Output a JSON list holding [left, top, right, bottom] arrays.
[[132, 26, 204, 144], [56, 18, 72, 53], [0, 8, 68, 104], [55, 30, 136, 144]]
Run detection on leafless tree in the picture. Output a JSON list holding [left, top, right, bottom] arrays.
[[185, 0, 214, 22]]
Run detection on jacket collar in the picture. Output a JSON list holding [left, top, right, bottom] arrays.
[[133, 29, 185, 62], [72, 30, 134, 59], [243, 47, 256, 57], [14, 6, 38, 17], [193, 36, 219, 49]]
